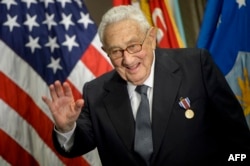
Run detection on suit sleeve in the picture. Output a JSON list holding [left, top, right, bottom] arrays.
[[200, 49, 250, 154]]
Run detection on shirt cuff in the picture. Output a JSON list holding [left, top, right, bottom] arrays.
[[54, 122, 76, 151]]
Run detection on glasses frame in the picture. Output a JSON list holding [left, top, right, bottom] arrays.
[[108, 31, 148, 60]]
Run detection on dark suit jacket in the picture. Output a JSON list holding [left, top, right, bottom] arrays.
[[53, 48, 250, 166]]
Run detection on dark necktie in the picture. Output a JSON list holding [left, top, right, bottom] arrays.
[[134, 85, 153, 165]]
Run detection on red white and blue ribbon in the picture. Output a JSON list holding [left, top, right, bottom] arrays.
[[179, 97, 191, 110]]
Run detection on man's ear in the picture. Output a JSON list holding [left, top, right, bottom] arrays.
[[149, 27, 157, 49]]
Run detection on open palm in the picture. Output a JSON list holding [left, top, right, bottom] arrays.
[[42, 81, 84, 133]]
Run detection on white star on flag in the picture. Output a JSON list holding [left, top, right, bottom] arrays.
[[42, 13, 57, 30], [45, 36, 60, 53], [78, 12, 94, 29], [3, 14, 20, 32], [62, 34, 79, 52], [25, 35, 41, 53], [47, 57, 63, 73], [24, 14, 39, 32], [60, 13, 75, 30]]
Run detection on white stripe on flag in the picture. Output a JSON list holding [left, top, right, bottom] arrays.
[[0, 156, 11, 166]]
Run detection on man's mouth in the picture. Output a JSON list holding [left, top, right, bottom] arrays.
[[126, 63, 140, 73]]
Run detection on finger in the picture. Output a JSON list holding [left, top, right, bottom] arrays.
[[49, 84, 58, 101], [42, 96, 53, 110], [42, 96, 59, 120], [75, 99, 84, 112], [63, 82, 73, 97], [54, 80, 64, 97]]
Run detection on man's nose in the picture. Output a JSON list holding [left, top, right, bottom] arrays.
[[122, 51, 135, 64]]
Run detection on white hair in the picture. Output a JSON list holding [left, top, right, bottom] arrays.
[[98, 5, 150, 43]]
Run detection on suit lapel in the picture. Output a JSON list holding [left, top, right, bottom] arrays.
[[151, 49, 182, 161], [103, 74, 135, 151]]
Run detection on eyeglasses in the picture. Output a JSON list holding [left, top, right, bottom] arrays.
[[108, 32, 148, 60]]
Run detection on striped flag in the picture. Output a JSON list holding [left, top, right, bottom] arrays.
[[197, 0, 250, 127], [0, 0, 112, 165], [149, 0, 181, 48], [165, 0, 187, 47]]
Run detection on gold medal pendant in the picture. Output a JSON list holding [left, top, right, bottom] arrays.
[[179, 97, 194, 119], [185, 109, 194, 119]]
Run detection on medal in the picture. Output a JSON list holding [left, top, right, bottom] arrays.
[[179, 97, 194, 119], [185, 109, 194, 119]]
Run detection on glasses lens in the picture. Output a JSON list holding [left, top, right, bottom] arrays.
[[127, 44, 142, 54], [109, 49, 122, 59]]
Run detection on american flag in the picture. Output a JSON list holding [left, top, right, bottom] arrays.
[[0, 0, 112, 165]]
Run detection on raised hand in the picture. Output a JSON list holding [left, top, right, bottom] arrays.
[[42, 80, 84, 133]]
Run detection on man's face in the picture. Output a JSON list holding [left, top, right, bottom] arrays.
[[103, 19, 156, 85]]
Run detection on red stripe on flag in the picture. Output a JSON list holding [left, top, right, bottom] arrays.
[[81, 45, 113, 77], [0, 130, 39, 166], [113, 0, 131, 6], [0, 72, 89, 166]]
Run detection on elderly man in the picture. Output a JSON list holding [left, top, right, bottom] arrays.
[[42, 5, 250, 166]]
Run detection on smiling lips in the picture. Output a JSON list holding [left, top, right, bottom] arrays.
[[126, 62, 141, 73]]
